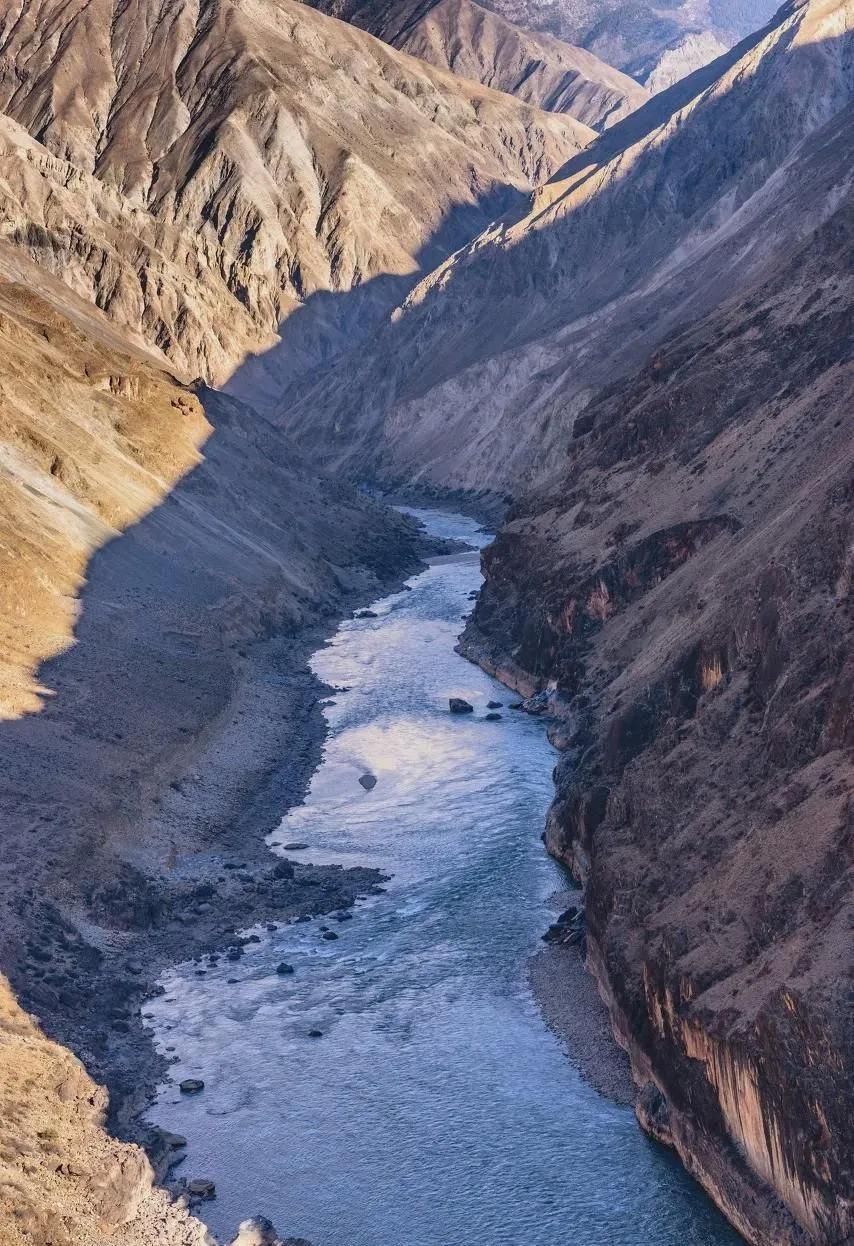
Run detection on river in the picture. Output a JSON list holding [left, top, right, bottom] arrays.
[[144, 509, 740, 1246]]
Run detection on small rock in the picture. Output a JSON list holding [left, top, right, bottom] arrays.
[[321, 930, 338, 941], [484, 712, 502, 721], [164, 1132, 188, 1150], [179, 1079, 205, 1094], [271, 860, 294, 880], [355, 609, 378, 619], [358, 773, 377, 791], [449, 698, 474, 714], [509, 701, 524, 710], [276, 962, 295, 976], [187, 1178, 216, 1199], [282, 843, 308, 851], [487, 700, 503, 709], [308, 1029, 324, 1038]]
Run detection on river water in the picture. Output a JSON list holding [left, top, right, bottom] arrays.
[[145, 509, 739, 1246]]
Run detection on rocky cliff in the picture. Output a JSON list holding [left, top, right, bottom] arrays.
[[301, 0, 649, 128], [460, 178, 854, 1244], [0, 0, 590, 407]]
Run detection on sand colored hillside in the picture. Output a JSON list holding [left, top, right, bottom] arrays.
[[0, 0, 591, 403], [0, 976, 211, 1246], [0, 268, 208, 717]]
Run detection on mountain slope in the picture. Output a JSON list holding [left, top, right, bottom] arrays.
[[472, 0, 780, 84], [461, 172, 854, 1246], [302, 0, 649, 129], [0, 0, 591, 402], [279, 0, 854, 492]]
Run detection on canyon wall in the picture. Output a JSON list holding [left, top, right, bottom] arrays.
[[460, 185, 854, 1244]]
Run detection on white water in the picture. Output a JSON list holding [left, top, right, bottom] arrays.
[[145, 509, 740, 1246]]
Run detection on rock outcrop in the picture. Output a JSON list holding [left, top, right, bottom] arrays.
[[0, 0, 591, 407], [302, 0, 649, 129], [460, 178, 854, 1244], [0, 974, 212, 1246]]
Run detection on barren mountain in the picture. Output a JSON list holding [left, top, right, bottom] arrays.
[[472, 0, 781, 84], [280, 0, 854, 493], [301, 0, 649, 129], [0, 0, 591, 405], [461, 173, 854, 1246]]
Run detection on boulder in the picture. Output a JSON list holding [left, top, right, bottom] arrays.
[[178, 1078, 205, 1094], [230, 1217, 304, 1246], [449, 698, 474, 714], [484, 712, 502, 721], [276, 962, 295, 976], [358, 773, 377, 791], [487, 700, 503, 709], [187, 1178, 216, 1199]]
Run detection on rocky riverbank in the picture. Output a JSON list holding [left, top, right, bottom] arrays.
[[0, 306, 449, 1241], [457, 202, 854, 1246]]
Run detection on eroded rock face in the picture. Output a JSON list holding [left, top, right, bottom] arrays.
[[0, 0, 591, 402], [303, 0, 649, 129], [460, 191, 854, 1244]]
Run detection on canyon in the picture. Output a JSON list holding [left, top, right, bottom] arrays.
[[0, 0, 849, 1243]]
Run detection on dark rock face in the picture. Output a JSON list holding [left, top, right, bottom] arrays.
[[449, 698, 475, 714], [460, 197, 854, 1246]]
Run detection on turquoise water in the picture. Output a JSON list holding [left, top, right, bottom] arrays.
[[145, 509, 740, 1246]]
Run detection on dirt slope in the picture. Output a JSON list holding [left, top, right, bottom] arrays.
[[0, 239, 425, 1243]]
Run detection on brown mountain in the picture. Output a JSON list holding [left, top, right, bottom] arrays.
[[0, 0, 590, 405], [279, 0, 854, 494], [301, 0, 649, 129]]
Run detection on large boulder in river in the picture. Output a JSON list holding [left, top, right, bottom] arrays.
[[230, 1215, 313, 1246], [449, 698, 474, 714], [358, 773, 377, 790]]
